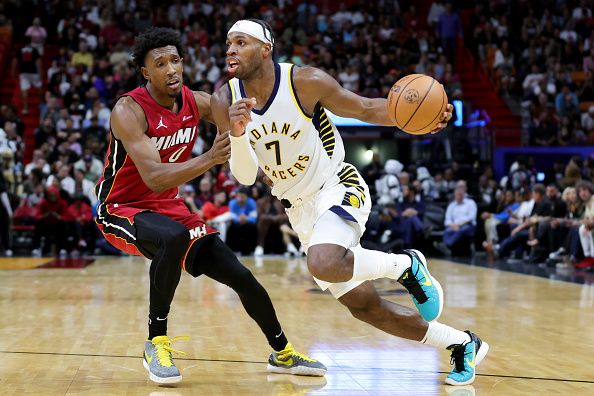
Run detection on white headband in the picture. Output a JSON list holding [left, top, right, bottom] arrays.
[[228, 20, 274, 47]]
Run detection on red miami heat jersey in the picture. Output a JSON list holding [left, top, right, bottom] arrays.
[[96, 85, 200, 204]]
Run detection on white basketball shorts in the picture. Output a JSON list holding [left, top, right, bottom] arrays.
[[285, 163, 371, 298]]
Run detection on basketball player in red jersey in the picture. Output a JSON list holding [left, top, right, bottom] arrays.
[[95, 27, 325, 385], [211, 19, 488, 386]]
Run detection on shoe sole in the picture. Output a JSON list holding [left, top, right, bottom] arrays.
[[410, 249, 444, 322], [266, 364, 327, 377], [444, 341, 490, 386], [143, 359, 182, 384]]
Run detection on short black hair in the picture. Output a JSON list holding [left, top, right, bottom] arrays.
[[245, 18, 275, 47], [237, 187, 251, 196], [532, 183, 546, 195], [132, 27, 184, 70]]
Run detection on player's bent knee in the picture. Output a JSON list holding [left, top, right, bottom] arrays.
[[307, 244, 347, 280], [306, 255, 339, 280], [228, 266, 258, 293]]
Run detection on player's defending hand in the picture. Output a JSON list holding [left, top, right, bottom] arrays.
[[429, 103, 454, 134], [208, 130, 231, 165], [229, 98, 257, 136]]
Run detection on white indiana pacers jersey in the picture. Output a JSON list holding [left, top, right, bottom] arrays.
[[228, 63, 345, 203]]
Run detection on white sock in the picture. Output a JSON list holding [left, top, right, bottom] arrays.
[[350, 245, 412, 282], [422, 321, 471, 349]]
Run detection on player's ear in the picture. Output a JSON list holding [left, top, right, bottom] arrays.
[[141, 66, 149, 81], [262, 44, 272, 58]]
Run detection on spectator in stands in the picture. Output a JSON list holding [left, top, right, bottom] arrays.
[[522, 64, 545, 101], [202, 191, 232, 243], [576, 181, 594, 268], [498, 184, 551, 259], [493, 40, 516, 95], [440, 185, 477, 256], [11, 38, 41, 115], [338, 64, 359, 92], [477, 174, 498, 210], [437, 3, 463, 62], [74, 152, 103, 182], [555, 85, 580, 119], [195, 177, 213, 208], [32, 187, 69, 257], [394, 184, 426, 247], [416, 166, 438, 201], [584, 48, 594, 75], [24, 150, 50, 177], [481, 189, 519, 251], [72, 168, 97, 206], [435, 167, 456, 201], [506, 159, 532, 190], [81, 115, 107, 143], [0, 167, 12, 256], [427, 1, 446, 29], [34, 117, 57, 149], [376, 159, 403, 205], [254, 195, 291, 257], [0, 122, 23, 162], [538, 186, 584, 262], [562, 160, 583, 188], [25, 17, 47, 55], [47, 164, 75, 199], [582, 106, 594, 137], [226, 187, 258, 255], [178, 184, 199, 215], [526, 184, 567, 262], [65, 194, 94, 254]]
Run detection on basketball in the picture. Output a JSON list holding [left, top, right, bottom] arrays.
[[387, 74, 448, 135]]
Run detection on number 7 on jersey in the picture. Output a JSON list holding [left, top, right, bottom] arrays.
[[265, 140, 282, 165]]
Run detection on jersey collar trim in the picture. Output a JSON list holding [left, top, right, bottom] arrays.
[[238, 63, 281, 116]]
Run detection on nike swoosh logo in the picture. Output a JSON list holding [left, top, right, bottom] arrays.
[[466, 347, 476, 368], [145, 352, 153, 364], [274, 357, 293, 366], [418, 264, 432, 287], [169, 146, 187, 163], [183, 115, 193, 121]]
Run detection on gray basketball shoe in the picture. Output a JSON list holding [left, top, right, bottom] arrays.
[[143, 335, 188, 384]]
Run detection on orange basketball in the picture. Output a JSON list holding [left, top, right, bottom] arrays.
[[387, 74, 448, 135]]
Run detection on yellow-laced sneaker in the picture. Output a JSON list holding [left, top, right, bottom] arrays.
[[143, 335, 189, 384], [267, 342, 327, 376]]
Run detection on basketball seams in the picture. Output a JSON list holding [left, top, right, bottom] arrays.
[[411, 85, 446, 133], [393, 74, 425, 128], [401, 78, 435, 130]]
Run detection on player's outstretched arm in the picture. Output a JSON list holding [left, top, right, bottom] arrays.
[[294, 67, 452, 131], [210, 88, 259, 186], [111, 97, 230, 193]]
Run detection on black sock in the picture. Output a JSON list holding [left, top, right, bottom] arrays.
[[269, 329, 289, 351], [148, 313, 168, 340]]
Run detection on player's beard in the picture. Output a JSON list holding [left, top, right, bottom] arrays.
[[168, 91, 181, 99], [238, 55, 264, 81]]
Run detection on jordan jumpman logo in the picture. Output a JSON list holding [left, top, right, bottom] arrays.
[[156, 116, 168, 130]]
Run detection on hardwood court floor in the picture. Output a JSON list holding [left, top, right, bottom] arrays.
[[2, 254, 594, 395]]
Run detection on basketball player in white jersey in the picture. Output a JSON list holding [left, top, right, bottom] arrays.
[[210, 19, 488, 386]]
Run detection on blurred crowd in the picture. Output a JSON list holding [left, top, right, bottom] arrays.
[[461, 0, 594, 145], [1, 0, 593, 266], [360, 152, 594, 269]]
